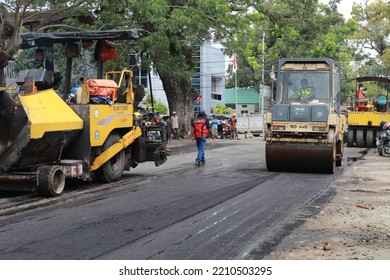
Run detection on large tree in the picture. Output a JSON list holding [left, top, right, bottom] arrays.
[[351, 0, 390, 75], [90, 0, 240, 135], [0, 0, 87, 86]]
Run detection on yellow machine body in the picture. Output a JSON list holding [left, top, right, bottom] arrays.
[[347, 111, 390, 127], [19, 89, 84, 139], [89, 104, 134, 147]]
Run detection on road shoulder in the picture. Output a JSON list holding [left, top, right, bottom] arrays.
[[264, 148, 390, 260]]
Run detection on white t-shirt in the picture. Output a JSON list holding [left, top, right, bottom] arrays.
[[171, 115, 179, 128]]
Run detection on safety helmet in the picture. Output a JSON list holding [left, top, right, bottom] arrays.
[[232, 113, 236, 117], [383, 122, 390, 130]]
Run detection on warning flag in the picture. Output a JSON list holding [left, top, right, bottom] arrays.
[[232, 53, 237, 73]]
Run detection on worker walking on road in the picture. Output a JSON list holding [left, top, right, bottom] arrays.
[[191, 109, 211, 166]]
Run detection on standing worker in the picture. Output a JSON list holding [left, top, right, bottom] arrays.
[[210, 114, 219, 140], [229, 113, 238, 140], [191, 109, 211, 166], [171, 111, 179, 140]]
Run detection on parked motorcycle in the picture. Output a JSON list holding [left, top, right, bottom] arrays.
[[376, 122, 390, 156], [221, 122, 232, 139]]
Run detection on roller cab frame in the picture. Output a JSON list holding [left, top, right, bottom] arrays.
[[0, 30, 167, 197], [346, 76, 390, 148], [264, 58, 346, 173]]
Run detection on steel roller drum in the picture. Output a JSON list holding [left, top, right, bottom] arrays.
[[266, 142, 336, 174]]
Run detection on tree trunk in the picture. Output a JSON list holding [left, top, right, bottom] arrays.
[[158, 71, 198, 139], [133, 84, 145, 109], [0, 50, 9, 87], [0, 68, 5, 87]]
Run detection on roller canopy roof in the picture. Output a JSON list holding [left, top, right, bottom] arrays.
[[19, 29, 147, 49], [354, 76, 390, 83]]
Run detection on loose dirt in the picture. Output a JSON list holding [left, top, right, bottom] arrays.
[[264, 149, 390, 260]]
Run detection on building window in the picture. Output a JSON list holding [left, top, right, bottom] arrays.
[[242, 105, 247, 108], [211, 93, 222, 100], [211, 77, 217, 93]]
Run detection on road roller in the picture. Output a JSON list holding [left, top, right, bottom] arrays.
[[346, 76, 390, 148], [264, 58, 346, 173], [0, 30, 167, 196]]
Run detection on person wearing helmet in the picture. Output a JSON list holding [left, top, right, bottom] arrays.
[[383, 122, 390, 130], [229, 113, 238, 140], [191, 109, 211, 166]]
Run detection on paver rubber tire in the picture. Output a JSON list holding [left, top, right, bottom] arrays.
[[98, 132, 125, 183], [37, 165, 66, 197]]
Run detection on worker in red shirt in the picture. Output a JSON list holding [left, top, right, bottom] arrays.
[[356, 83, 367, 99], [191, 109, 211, 166]]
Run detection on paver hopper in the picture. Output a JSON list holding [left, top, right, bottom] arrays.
[[0, 88, 83, 193]]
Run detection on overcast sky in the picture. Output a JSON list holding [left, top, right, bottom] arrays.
[[321, 0, 372, 19]]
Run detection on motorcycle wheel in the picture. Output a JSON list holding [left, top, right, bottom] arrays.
[[382, 140, 390, 157]]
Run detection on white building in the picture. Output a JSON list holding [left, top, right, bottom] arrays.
[[195, 42, 226, 114]]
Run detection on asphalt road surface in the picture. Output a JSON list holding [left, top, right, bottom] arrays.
[[0, 138, 358, 260]]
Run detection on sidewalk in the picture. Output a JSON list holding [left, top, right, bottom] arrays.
[[264, 148, 390, 260]]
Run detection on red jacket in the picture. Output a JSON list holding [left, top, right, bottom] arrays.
[[193, 117, 210, 138]]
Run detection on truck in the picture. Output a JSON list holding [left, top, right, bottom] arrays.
[[236, 115, 263, 137], [0, 29, 168, 196], [346, 76, 390, 147], [264, 58, 346, 173]]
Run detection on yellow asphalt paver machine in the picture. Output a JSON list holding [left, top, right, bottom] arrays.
[[0, 30, 167, 196]]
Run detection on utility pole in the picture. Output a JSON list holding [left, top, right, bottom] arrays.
[[260, 30, 265, 115], [233, 53, 238, 115], [136, 53, 142, 86], [235, 66, 238, 115]]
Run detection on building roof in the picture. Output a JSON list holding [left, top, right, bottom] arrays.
[[224, 88, 259, 104]]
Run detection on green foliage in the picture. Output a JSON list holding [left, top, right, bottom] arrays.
[[224, 0, 359, 103], [227, 0, 356, 91], [144, 93, 167, 115], [214, 103, 232, 114], [154, 101, 168, 115], [350, 0, 390, 76]]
